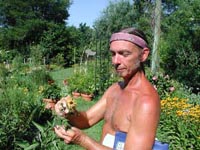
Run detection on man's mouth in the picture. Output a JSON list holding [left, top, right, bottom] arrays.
[[116, 68, 125, 72]]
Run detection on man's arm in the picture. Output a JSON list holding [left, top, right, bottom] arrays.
[[125, 96, 160, 150], [66, 95, 107, 128], [54, 90, 109, 129]]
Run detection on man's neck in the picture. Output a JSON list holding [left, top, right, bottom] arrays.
[[123, 69, 144, 88]]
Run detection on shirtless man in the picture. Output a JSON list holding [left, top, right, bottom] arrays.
[[54, 27, 160, 150]]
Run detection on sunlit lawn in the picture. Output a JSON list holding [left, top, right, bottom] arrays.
[[50, 67, 74, 86]]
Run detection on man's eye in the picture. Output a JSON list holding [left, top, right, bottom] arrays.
[[121, 52, 130, 57], [110, 51, 115, 56]]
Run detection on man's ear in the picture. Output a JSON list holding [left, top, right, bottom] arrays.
[[140, 47, 150, 62]]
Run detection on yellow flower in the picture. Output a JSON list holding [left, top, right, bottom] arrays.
[[176, 110, 184, 116], [172, 97, 179, 101], [38, 86, 44, 93], [23, 87, 28, 93]]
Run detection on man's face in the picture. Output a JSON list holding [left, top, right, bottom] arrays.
[[110, 40, 142, 79]]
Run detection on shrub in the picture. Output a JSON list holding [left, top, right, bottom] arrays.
[[28, 68, 53, 86], [68, 62, 96, 95], [0, 64, 54, 149], [146, 71, 175, 99], [68, 70, 96, 95], [0, 64, 10, 88], [42, 82, 61, 101], [51, 53, 65, 67]]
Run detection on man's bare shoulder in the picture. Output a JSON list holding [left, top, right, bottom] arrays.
[[138, 78, 160, 102], [129, 79, 160, 114], [133, 90, 160, 120], [104, 81, 122, 94]]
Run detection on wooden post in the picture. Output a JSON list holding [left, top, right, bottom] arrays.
[[151, 0, 161, 75]]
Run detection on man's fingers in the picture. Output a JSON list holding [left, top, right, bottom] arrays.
[[65, 128, 75, 136], [54, 126, 66, 138], [54, 125, 75, 143]]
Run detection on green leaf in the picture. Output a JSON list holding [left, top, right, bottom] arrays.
[[16, 141, 30, 148], [32, 121, 44, 133], [24, 143, 40, 150]]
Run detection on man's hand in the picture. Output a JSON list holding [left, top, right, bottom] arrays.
[[54, 126, 86, 145], [55, 95, 76, 117]]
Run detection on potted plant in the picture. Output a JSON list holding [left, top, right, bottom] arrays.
[[68, 70, 96, 101], [68, 72, 82, 98], [42, 83, 61, 109], [79, 74, 95, 101]]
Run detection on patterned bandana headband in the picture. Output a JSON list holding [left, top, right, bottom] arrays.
[[110, 32, 148, 49]]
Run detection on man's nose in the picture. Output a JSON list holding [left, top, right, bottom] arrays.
[[112, 54, 121, 64]]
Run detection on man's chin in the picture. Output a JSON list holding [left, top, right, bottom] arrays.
[[116, 72, 126, 78]]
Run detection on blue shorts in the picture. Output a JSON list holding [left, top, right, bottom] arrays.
[[114, 131, 169, 150]]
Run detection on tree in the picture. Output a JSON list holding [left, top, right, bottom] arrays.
[[94, 0, 136, 46], [0, 0, 71, 59], [78, 23, 93, 49], [160, 0, 200, 93]]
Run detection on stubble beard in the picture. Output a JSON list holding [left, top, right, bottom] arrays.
[[126, 59, 141, 80], [116, 58, 141, 79]]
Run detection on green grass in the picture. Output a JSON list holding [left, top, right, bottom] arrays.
[[50, 67, 74, 86], [50, 68, 103, 149], [75, 96, 103, 140]]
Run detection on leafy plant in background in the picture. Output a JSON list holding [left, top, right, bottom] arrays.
[[68, 71, 96, 95], [68, 59, 121, 96], [170, 81, 200, 105], [28, 68, 53, 86], [0, 64, 10, 89], [146, 71, 175, 99], [68, 62, 96, 95], [0, 63, 55, 149], [42, 82, 61, 101], [17, 121, 61, 150], [16, 114, 72, 150], [157, 97, 200, 149]]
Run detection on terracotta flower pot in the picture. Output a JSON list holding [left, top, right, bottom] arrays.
[[72, 92, 81, 98], [81, 93, 93, 101], [43, 98, 56, 110]]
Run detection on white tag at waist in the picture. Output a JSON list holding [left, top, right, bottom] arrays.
[[102, 134, 115, 148]]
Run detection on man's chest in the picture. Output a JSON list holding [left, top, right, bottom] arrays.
[[104, 92, 137, 132]]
